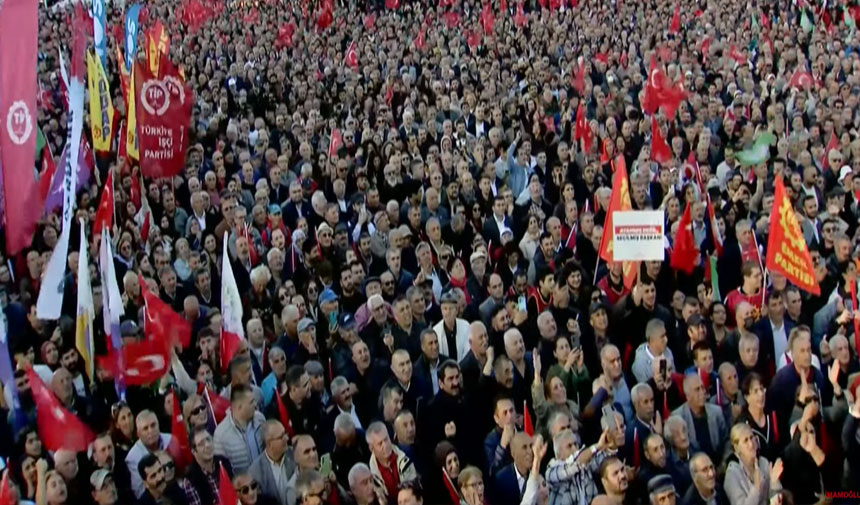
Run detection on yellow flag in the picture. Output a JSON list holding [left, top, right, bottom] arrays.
[[126, 69, 139, 160], [86, 50, 115, 153]]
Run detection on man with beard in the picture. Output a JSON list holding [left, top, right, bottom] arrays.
[[136, 453, 183, 505], [91, 432, 133, 504], [418, 360, 478, 466], [598, 457, 630, 505], [680, 453, 727, 505]]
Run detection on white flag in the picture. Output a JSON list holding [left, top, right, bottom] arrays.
[[221, 232, 244, 338], [36, 74, 84, 319]]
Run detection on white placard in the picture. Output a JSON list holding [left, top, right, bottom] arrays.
[[612, 210, 665, 261]]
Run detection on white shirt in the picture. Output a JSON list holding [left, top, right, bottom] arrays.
[[494, 213, 511, 238], [514, 465, 527, 495], [777, 352, 821, 371], [339, 404, 362, 430], [266, 451, 290, 505], [770, 319, 788, 370]]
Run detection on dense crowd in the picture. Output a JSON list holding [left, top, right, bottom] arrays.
[[4, 0, 860, 503]]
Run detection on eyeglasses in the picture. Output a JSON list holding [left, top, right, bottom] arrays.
[[239, 482, 259, 495], [383, 281, 395, 287], [190, 405, 206, 416]]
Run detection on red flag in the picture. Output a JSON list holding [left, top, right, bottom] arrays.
[[385, 0, 399, 9], [93, 170, 114, 234], [481, 2, 495, 35], [571, 58, 586, 95], [345, 41, 358, 69], [849, 278, 860, 356], [134, 57, 192, 179], [220, 328, 243, 374], [822, 131, 838, 170], [699, 36, 711, 61], [442, 11, 459, 28], [574, 103, 592, 154], [706, 194, 723, 257], [729, 45, 747, 65], [669, 3, 680, 32], [671, 202, 697, 274], [0, 470, 11, 505], [204, 385, 230, 423], [0, 0, 40, 255], [537, 0, 547, 9], [316, 6, 333, 31], [275, 390, 295, 438], [514, 2, 527, 26], [167, 391, 193, 470], [466, 29, 481, 49], [26, 369, 95, 451], [414, 28, 426, 50], [598, 156, 638, 290], [650, 117, 672, 164], [218, 462, 237, 505], [37, 143, 57, 205], [523, 400, 534, 436], [765, 176, 820, 295], [275, 23, 296, 49], [632, 427, 640, 468], [140, 210, 151, 243], [363, 13, 376, 29], [499, 0, 507, 14], [141, 275, 192, 348], [789, 68, 814, 90], [329, 128, 343, 157], [98, 336, 170, 385]]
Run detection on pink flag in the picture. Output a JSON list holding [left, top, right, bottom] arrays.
[[0, 0, 40, 255]]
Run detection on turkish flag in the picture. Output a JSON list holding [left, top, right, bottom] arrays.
[[670, 202, 698, 274], [669, 3, 680, 32], [789, 68, 814, 90], [574, 103, 592, 153], [442, 11, 459, 28], [466, 29, 481, 49], [481, 2, 495, 35], [766, 175, 820, 295], [275, 23, 295, 49], [499, 0, 507, 14], [699, 36, 711, 61], [385, 0, 399, 9], [329, 128, 343, 157], [316, 7, 333, 31], [93, 170, 114, 234], [167, 390, 193, 470], [218, 462, 238, 505], [26, 369, 95, 452], [220, 328, 243, 374], [729, 45, 747, 65], [414, 28, 426, 50], [141, 275, 191, 348], [98, 337, 170, 385], [345, 41, 358, 68], [650, 116, 672, 164], [363, 13, 376, 29], [514, 2, 527, 26]]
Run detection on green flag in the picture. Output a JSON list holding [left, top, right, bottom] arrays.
[[709, 255, 721, 302], [846, 7, 856, 29], [35, 126, 45, 159], [801, 10, 814, 32], [736, 131, 776, 166]]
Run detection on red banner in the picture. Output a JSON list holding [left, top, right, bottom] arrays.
[[598, 156, 638, 289], [0, 0, 40, 255], [765, 176, 820, 295], [134, 57, 191, 179]]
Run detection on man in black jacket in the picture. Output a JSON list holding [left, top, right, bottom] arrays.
[[417, 360, 480, 468], [186, 427, 233, 505]]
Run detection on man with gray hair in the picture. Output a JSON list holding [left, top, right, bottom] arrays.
[[331, 413, 370, 491], [348, 463, 384, 505], [248, 420, 296, 505], [545, 427, 610, 505], [632, 318, 676, 383], [663, 416, 694, 493], [126, 410, 173, 498], [671, 373, 727, 462], [627, 383, 658, 466], [365, 421, 417, 501]]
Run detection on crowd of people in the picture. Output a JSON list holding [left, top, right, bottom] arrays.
[[5, 0, 860, 503]]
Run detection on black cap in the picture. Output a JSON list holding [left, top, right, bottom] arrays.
[[589, 301, 609, 315], [686, 313, 706, 327]]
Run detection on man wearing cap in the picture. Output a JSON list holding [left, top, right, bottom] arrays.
[[294, 317, 320, 365], [646, 474, 676, 505], [433, 291, 471, 361], [91, 469, 119, 505]]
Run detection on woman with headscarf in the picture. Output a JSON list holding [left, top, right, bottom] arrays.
[[428, 441, 462, 505]]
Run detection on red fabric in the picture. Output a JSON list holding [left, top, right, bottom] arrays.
[[442, 471, 460, 504], [93, 170, 114, 234], [0, 471, 11, 505], [218, 462, 237, 505], [329, 128, 344, 156], [632, 427, 640, 468], [514, 2, 527, 26], [669, 3, 680, 32], [141, 275, 192, 348], [670, 202, 697, 274], [597, 156, 637, 289], [571, 58, 586, 95], [650, 116, 672, 164], [789, 68, 813, 89], [523, 400, 534, 436], [167, 391, 193, 470], [765, 176, 820, 295], [98, 336, 169, 385], [220, 329, 243, 374], [377, 451, 401, 499], [481, 3, 495, 34], [822, 131, 838, 170], [26, 368, 95, 452], [385, 0, 399, 9], [275, 391, 295, 438], [526, 286, 550, 314], [574, 103, 593, 153]]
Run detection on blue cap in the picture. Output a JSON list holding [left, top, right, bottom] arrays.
[[268, 204, 281, 215], [319, 288, 339, 304]]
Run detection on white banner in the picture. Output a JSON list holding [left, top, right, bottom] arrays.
[[36, 75, 84, 319], [611, 210, 665, 261], [221, 232, 245, 338]]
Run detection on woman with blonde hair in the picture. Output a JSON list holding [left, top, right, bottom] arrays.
[[724, 423, 782, 505]]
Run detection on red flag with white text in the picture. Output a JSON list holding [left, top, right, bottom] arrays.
[[26, 368, 95, 451]]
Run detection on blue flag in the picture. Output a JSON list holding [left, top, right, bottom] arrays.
[[124, 4, 141, 71], [92, 0, 107, 67]]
